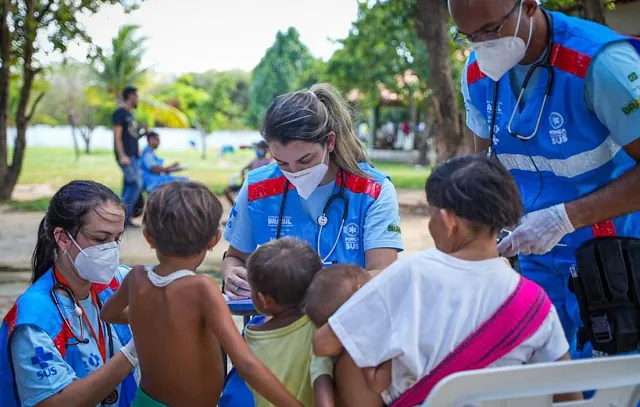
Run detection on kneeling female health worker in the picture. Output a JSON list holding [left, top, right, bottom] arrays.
[[0, 181, 139, 407]]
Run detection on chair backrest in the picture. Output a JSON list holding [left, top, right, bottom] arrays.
[[423, 355, 640, 407]]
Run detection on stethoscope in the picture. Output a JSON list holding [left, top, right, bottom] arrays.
[[276, 170, 349, 264], [50, 274, 115, 358], [487, 9, 554, 158]]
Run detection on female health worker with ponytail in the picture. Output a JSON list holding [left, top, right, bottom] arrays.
[[0, 180, 139, 407], [222, 83, 404, 299]]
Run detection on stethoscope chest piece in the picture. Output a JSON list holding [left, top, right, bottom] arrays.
[[317, 215, 328, 227]]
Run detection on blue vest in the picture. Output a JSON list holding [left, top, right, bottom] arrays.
[[0, 268, 137, 407], [466, 10, 640, 247], [247, 162, 389, 268], [140, 146, 164, 192]]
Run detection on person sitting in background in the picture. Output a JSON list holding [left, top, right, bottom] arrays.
[[312, 155, 581, 406], [223, 141, 273, 206], [140, 132, 188, 193], [245, 237, 334, 407]]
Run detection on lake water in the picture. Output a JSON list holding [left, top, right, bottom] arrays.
[[7, 125, 263, 152]]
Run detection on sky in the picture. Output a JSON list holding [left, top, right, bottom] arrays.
[[51, 0, 359, 75]]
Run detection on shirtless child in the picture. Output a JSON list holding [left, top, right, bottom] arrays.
[[101, 181, 301, 407]]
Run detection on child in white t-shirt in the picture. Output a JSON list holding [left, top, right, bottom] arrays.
[[311, 155, 582, 406]]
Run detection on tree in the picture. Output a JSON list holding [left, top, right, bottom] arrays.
[[92, 24, 189, 128], [325, 0, 430, 157], [542, 0, 616, 24], [415, 0, 472, 162], [93, 24, 148, 101], [0, 0, 143, 200], [246, 27, 315, 128], [195, 73, 238, 159]]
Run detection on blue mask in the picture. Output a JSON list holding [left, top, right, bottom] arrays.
[[255, 148, 266, 158]]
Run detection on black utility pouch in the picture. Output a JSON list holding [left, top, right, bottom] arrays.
[[572, 237, 640, 355]]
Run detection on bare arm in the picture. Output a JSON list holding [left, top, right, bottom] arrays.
[[474, 134, 490, 154], [101, 267, 135, 325], [365, 248, 397, 279], [313, 375, 335, 407], [198, 276, 302, 407], [313, 324, 344, 358], [113, 125, 129, 166], [552, 353, 583, 403], [37, 353, 134, 407], [566, 139, 640, 229], [362, 360, 391, 394]]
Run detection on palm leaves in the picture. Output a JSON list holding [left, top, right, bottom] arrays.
[[92, 24, 189, 128]]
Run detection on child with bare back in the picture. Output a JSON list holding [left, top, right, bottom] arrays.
[[101, 181, 302, 407], [304, 264, 391, 407]]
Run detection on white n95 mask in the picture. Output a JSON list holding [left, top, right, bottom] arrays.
[[281, 147, 329, 200], [67, 233, 120, 284], [471, 2, 533, 82]]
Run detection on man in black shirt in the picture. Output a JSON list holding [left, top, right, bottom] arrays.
[[112, 86, 145, 227]]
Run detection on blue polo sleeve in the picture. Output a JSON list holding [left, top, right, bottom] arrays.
[[10, 325, 77, 407], [462, 62, 490, 139], [585, 41, 640, 147], [223, 181, 257, 254], [141, 149, 156, 172], [363, 179, 404, 252]]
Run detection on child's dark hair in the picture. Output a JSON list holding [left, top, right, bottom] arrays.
[[146, 131, 159, 141], [32, 180, 122, 283], [246, 237, 322, 307], [304, 264, 370, 326], [425, 155, 522, 234], [143, 181, 223, 257]]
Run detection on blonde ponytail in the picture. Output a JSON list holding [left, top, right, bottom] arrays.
[[310, 84, 370, 178], [261, 83, 371, 178]]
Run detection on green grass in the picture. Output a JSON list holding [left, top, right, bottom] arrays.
[[5, 147, 431, 211]]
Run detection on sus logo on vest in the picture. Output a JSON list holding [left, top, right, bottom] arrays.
[[343, 223, 359, 251], [549, 112, 568, 145]]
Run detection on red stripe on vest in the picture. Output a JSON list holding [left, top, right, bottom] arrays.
[[336, 171, 382, 200], [592, 220, 617, 237], [3, 304, 17, 337], [93, 277, 120, 294], [53, 321, 74, 358], [467, 61, 486, 85], [248, 176, 295, 201], [550, 44, 592, 79]]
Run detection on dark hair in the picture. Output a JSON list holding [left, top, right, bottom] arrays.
[[31, 180, 122, 283], [143, 181, 222, 257], [246, 237, 322, 307], [261, 83, 369, 178], [425, 155, 522, 234], [304, 264, 370, 326], [122, 86, 137, 102], [146, 131, 159, 141]]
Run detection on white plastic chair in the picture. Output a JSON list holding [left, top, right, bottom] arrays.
[[423, 354, 640, 407]]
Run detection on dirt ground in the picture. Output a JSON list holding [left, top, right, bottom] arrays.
[[0, 188, 433, 316]]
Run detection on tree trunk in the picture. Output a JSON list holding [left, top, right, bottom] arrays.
[[81, 128, 93, 154], [68, 111, 81, 161], [580, 0, 607, 24], [414, 0, 463, 164], [0, 0, 12, 190], [0, 0, 37, 200], [201, 132, 207, 160]]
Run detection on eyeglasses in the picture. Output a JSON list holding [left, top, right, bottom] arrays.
[[453, 0, 521, 47]]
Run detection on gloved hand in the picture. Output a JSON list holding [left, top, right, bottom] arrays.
[[120, 339, 139, 368], [498, 203, 575, 257]]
